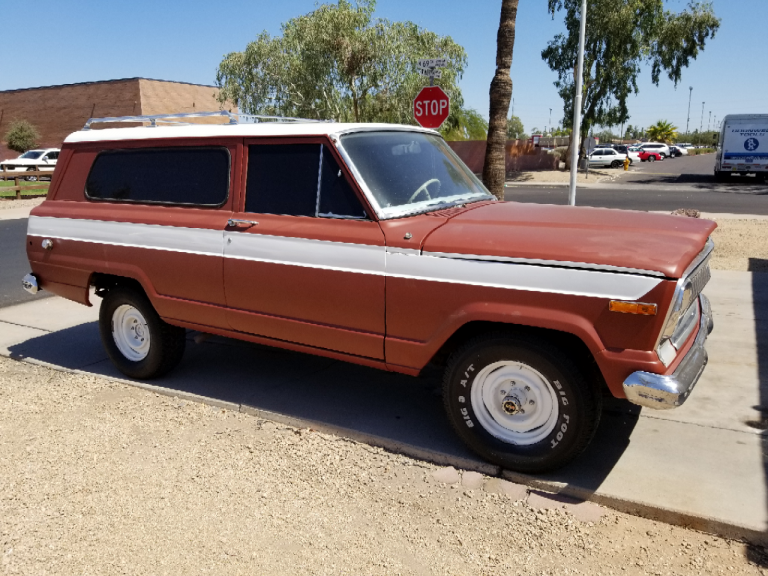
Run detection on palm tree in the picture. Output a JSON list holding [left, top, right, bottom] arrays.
[[482, 0, 519, 199], [647, 120, 679, 143]]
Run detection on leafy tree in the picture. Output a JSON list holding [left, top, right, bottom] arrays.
[[506, 115, 525, 139], [542, 0, 720, 157], [483, 0, 519, 199], [647, 120, 678, 143], [216, 0, 467, 123], [442, 108, 488, 141], [5, 120, 40, 154]]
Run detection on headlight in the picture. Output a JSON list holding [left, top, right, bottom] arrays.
[[655, 240, 713, 366]]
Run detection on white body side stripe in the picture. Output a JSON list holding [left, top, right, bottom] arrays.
[[28, 216, 223, 257], [28, 216, 662, 300], [386, 252, 660, 300], [224, 230, 385, 275]]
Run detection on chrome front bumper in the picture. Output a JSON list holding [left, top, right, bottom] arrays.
[[623, 294, 713, 409]]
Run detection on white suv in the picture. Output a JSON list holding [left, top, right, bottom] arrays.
[[0, 148, 60, 179], [639, 142, 670, 159]]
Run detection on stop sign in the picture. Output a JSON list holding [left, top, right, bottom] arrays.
[[413, 86, 450, 129]]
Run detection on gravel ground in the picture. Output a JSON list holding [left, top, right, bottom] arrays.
[[0, 357, 764, 576], [709, 218, 768, 272], [0, 197, 44, 210], [506, 169, 619, 185]]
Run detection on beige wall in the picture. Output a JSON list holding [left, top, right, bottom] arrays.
[[0, 79, 233, 160]]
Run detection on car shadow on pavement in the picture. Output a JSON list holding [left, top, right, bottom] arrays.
[[748, 260, 768, 565], [623, 172, 768, 191], [8, 322, 638, 489]]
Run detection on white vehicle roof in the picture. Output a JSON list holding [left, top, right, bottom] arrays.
[[721, 114, 768, 123], [65, 122, 438, 144]]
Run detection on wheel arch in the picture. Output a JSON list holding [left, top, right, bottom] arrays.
[[426, 320, 607, 395]]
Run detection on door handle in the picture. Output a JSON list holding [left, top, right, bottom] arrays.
[[227, 219, 258, 228]]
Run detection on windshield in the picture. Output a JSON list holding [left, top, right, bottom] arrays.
[[20, 150, 43, 159], [339, 131, 493, 218]]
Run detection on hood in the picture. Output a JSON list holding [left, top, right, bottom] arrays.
[[421, 202, 716, 278]]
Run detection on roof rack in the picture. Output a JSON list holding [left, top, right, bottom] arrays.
[[82, 110, 330, 130]]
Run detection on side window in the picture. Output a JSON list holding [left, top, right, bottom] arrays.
[[48, 151, 59, 160], [86, 147, 229, 206], [246, 144, 319, 216], [318, 146, 366, 219], [246, 143, 367, 219]]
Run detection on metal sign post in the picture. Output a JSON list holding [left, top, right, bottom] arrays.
[[568, 0, 588, 206]]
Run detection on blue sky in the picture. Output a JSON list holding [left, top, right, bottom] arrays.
[[1, 0, 764, 135]]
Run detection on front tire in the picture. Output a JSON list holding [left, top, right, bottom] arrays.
[[25, 167, 38, 182], [648, 155, 656, 163], [443, 334, 601, 473], [99, 287, 186, 379], [610, 160, 622, 169]]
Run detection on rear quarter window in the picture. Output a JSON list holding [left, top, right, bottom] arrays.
[[85, 147, 230, 206]]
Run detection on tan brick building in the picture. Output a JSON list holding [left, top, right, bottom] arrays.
[[0, 78, 233, 160]]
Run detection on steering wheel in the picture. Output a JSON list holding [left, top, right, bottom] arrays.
[[407, 178, 441, 203]]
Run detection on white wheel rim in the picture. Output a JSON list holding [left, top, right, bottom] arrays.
[[470, 361, 559, 446], [112, 304, 150, 361]]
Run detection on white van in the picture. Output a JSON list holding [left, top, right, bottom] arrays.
[[714, 114, 768, 180]]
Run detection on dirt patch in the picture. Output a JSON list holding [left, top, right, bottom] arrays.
[[0, 356, 762, 575], [708, 218, 768, 272], [506, 168, 619, 185], [0, 197, 44, 210]]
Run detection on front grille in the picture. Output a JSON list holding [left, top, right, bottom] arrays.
[[688, 261, 711, 302]]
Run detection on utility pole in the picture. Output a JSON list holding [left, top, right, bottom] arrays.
[[700, 102, 705, 133], [568, 0, 587, 207], [708, 111, 712, 132], [549, 108, 552, 135], [686, 86, 693, 135]]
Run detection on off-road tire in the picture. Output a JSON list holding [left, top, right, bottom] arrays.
[[99, 287, 186, 379], [443, 333, 601, 473]]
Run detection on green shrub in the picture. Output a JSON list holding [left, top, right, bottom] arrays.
[[5, 120, 40, 153]]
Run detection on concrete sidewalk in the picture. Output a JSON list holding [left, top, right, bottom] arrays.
[[1, 270, 766, 544]]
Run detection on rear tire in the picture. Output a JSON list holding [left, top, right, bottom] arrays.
[[443, 333, 601, 473], [24, 167, 38, 182], [99, 287, 186, 379]]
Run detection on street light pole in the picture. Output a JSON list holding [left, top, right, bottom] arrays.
[[686, 86, 692, 135], [568, 0, 587, 206], [708, 111, 712, 132]]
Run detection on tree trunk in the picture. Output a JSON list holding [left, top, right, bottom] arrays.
[[483, 0, 519, 200]]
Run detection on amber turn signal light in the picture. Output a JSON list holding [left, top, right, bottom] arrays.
[[608, 301, 657, 315]]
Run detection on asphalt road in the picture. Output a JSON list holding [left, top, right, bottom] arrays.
[[506, 154, 768, 214], [0, 218, 51, 308]]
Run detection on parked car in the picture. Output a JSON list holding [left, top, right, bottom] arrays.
[[609, 144, 640, 164], [22, 112, 716, 473], [639, 142, 671, 158], [0, 148, 60, 180], [587, 147, 626, 168], [639, 150, 664, 162], [668, 146, 686, 158]]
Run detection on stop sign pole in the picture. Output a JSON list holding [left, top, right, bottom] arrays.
[[414, 58, 450, 129]]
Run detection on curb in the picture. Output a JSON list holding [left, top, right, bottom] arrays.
[[2, 351, 765, 546]]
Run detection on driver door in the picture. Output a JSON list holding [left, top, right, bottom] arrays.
[[223, 138, 387, 359]]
